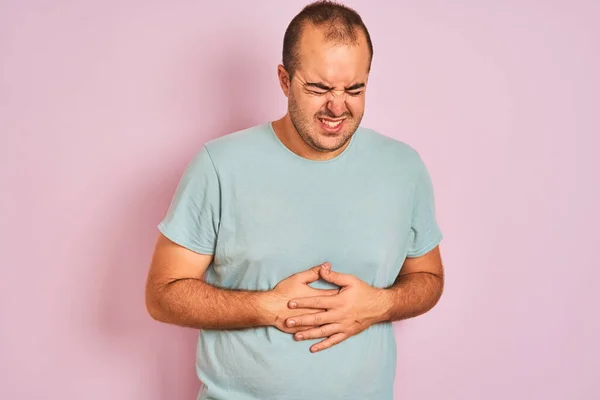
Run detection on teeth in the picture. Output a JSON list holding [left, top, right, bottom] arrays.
[[320, 119, 342, 128]]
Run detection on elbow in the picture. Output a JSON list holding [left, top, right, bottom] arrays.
[[145, 283, 170, 323], [431, 274, 445, 307], [145, 299, 163, 323], [420, 273, 444, 313]]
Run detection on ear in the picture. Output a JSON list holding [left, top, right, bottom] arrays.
[[277, 64, 291, 98]]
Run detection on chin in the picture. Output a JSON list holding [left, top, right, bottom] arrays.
[[311, 132, 351, 152]]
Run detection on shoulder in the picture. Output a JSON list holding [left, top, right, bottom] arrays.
[[185, 123, 272, 173], [358, 126, 426, 173], [203, 123, 270, 158]]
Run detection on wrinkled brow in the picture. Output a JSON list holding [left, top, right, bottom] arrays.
[[305, 82, 365, 91]]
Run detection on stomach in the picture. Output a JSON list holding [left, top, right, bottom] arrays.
[[195, 323, 397, 400]]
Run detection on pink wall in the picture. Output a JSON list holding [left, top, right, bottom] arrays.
[[1, 1, 599, 399]]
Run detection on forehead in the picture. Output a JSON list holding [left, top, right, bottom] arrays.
[[296, 23, 370, 85]]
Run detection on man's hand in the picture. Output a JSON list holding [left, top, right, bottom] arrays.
[[264, 263, 339, 334], [284, 263, 389, 353]]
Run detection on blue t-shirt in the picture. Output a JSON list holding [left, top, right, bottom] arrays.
[[158, 122, 443, 400]]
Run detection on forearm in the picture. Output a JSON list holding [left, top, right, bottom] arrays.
[[377, 272, 444, 323], [147, 278, 273, 330]]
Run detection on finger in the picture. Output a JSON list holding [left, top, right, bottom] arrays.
[[285, 311, 338, 328], [284, 325, 322, 334], [288, 295, 338, 310], [294, 262, 328, 284], [311, 333, 347, 352], [308, 288, 339, 297], [319, 265, 354, 287], [294, 323, 342, 341]]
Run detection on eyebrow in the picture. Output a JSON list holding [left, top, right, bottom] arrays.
[[305, 82, 366, 91]]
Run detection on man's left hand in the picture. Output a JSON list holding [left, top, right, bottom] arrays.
[[285, 262, 389, 353]]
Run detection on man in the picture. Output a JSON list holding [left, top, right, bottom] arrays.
[[145, 1, 444, 399]]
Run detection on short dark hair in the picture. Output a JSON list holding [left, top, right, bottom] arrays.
[[282, 0, 374, 79]]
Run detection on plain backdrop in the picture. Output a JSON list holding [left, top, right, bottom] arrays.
[[1, 1, 599, 399]]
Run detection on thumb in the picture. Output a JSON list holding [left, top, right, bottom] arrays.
[[320, 264, 353, 287], [295, 262, 327, 284]]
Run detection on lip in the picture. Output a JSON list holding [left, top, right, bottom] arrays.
[[318, 118, 345, 134]]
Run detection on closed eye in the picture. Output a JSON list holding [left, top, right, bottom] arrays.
[[304, 81, 366, 96], [308, 90, 363, 96]]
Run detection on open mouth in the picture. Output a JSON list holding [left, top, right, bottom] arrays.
[[318, 118, 345, 133]]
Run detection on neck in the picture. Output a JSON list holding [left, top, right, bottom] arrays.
[[271, 114, 351, 161]]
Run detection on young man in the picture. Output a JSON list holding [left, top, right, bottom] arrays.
[[145, 1, 444, 399]]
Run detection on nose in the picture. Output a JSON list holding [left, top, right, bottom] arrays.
[[326, 91, 347, 117]]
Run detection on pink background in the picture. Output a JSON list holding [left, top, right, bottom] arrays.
[[1, 1, 599, 399]]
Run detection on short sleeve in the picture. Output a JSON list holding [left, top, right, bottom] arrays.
[[158, 146, 221, 255], [406, 156, 443, 258]]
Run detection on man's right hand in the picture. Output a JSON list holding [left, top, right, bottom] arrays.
[[264, 263, 339, 334]]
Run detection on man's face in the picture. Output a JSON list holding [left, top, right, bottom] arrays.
[[286, 25, 371, 153]]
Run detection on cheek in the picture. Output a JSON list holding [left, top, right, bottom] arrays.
[[301, 97, 327, 117], [347, 98, 365, 116]]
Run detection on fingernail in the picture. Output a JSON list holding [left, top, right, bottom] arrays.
[[311, 346, 319, 352], [287, 320, 295, 327], [296, 334, 303, 340], [289, 301, 297, 308]]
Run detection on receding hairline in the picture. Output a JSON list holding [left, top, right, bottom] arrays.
[[282, 1, 374, 78], [292, 21, 370, 68]]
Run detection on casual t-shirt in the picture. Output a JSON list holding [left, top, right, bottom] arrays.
[[158, 121, 443, 400]]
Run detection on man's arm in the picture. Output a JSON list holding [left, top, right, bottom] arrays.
[[145, 233, 337, 331], [145, 233, 268, 329], [379, 245, 444, 322]]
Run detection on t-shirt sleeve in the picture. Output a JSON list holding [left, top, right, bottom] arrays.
[[157, 145, 221, 255], [406, 155, 443, 258]]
